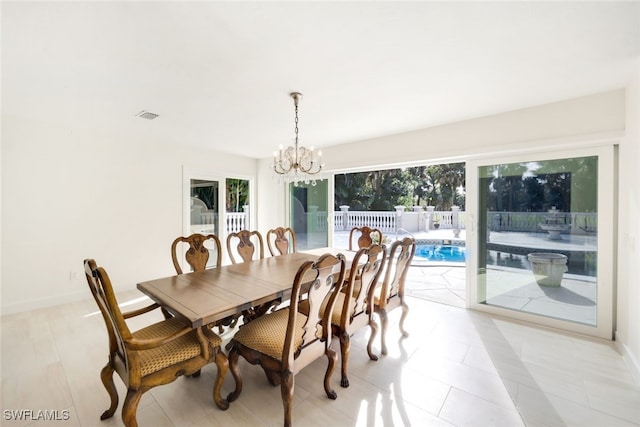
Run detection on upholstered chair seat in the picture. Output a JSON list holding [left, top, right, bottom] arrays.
[[232, 308, 323, 361], [226, 253, 346, 427], [132, 317, 222, 377]]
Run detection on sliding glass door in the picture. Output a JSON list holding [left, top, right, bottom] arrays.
[[467, 146, 615, 338], [288, 179, 329, 250]]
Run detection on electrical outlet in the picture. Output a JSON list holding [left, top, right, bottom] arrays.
[[69, 271, 79, 281]]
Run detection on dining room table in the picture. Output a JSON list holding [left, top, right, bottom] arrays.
[[136, 247, 354, 329]]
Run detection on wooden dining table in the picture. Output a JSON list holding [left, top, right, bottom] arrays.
[[137, 248, 354, 329]]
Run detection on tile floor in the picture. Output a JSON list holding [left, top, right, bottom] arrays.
[[2, 285, 639, 427]]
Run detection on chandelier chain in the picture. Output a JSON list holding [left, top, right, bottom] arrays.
[[294, 102, 299, 141], [294, 101, 299, 166]]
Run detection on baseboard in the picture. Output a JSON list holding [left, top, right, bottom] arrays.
[[1, 290, 88, 316], [615, 330, 640, 384]]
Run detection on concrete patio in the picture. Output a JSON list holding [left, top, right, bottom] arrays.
[[332, 228, 598, 326]]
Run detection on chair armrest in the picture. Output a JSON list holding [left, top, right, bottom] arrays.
[[122, 302, 161, 319], [126, 323, 193, 351]]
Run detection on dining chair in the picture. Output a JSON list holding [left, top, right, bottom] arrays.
[[266, 226, 297, 256], [226, 229, 277, 322], [170, 233, 239, 333], [83, 259, 229, 427], [299, 244, 387, 388], [348, 226, 383, 251], [226, 229, 265, 264], [171, 233, 222, 274], [226, 253, 347, 427], [373, 237, 416, 355]]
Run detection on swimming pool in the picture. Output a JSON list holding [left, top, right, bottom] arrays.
[[414, 244, 466, 263]]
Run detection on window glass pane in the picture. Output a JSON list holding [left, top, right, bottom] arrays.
[[190, 179, 220, 269], [290, 180, 328, 250], [191, 179, 219, 235], [477, 156, 598, 326], [226, 178, 250, 233]]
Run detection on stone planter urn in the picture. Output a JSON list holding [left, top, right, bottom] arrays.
[[527, 253, 568, 287]]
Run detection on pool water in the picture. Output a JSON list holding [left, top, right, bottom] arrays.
[[415, 245, 466, 262]]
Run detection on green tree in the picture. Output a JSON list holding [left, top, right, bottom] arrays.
[[226, 178, 249, 212], [426, 163, 465, 210], [334, 173, 373, 210], [369, 169, 413, 210], [333, 162, 466, 211]]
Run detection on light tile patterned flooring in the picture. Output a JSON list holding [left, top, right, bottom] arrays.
[[2, 285, 639, 427]]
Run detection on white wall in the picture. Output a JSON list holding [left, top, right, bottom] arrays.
[[323, 90, 625, 171], [256, 158, 286, 234], [1, 114, 256, 314], [618, 66, 640, 375]]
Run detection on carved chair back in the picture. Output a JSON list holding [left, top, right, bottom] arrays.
[[226, 230, 265, 264], [378, 237, 416, 309], [171, 233, 222, 274], [84, 259, 131, 371], [374, 237, 416, 355], [341, 244, 386, 329], [266, 226, 297, 256], [332, 244, 386, 387], [348, 226, 383, 251], [285, 253, 346, 367]]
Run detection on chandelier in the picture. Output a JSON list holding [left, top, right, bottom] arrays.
[[273, 92, 323, 186]]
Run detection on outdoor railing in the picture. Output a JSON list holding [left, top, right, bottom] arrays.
[[196, 212, 249, 235], [332, 206, 463, 233], [487, 211, 597, 233], [226, 212, 248, 233], [339, 211, 397, 232], [199, 207, 596, 236]]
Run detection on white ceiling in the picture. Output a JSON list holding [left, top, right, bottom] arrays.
[[3, 1, 639, 159]]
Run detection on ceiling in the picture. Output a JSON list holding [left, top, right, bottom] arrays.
[[3, 1, 639, 159]]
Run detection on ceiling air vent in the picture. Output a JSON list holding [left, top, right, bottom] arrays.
[[135, 110, 159, 120]]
